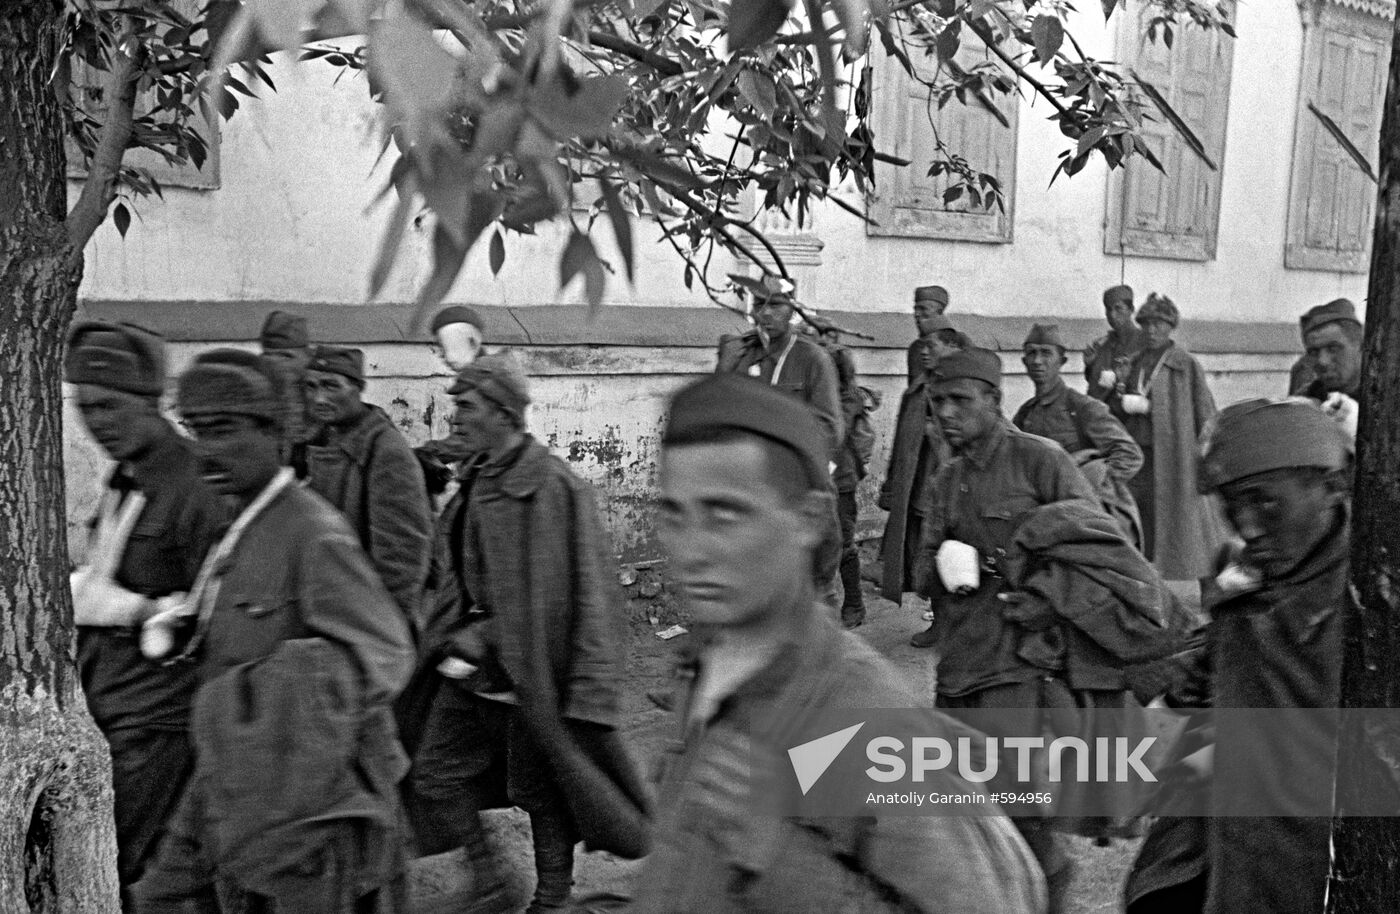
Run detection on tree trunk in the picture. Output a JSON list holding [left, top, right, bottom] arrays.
[[1327, 13, 1400, 914], [0, 2, 120, 911]]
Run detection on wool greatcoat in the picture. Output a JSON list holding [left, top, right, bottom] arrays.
[[1115, 344, 1227, 580], [306, 404, 432, 626], [422, 436, 651, 858], [878, 362, 947, 602]]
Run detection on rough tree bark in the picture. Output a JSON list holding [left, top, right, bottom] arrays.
[[0, 2, 120, 912], [1327, 12, 1400, 914]]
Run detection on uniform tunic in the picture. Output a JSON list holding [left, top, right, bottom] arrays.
[[914, 417, 1100, 698], [1084, 327, 1145, 403], [1013, 378, 1143, 545], [78, 427, 226, 895], [631, 615, 1048, 914], [878, 361, 947, 602]]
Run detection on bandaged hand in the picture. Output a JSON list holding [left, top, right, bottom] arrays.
[[998, 591, 1058, 632], [71, 569, 155, 628], [1322, 392, 1359, 442], [139, 594, 191, 660]]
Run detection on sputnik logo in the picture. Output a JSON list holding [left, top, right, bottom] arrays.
[[787, 722, 865, 795]]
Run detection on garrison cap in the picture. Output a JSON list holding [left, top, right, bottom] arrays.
[[1300, 298, 1361, 338], [447, 351, 531, 418], [429, 306, 486, 334], [258, 310, 309, 351], [932, 348, 1002, 388], [65, 321, 166, 398], [662, 374, 829, 491], [1200, 397, 1351, 492], [914, 285, 950, 308], [307, 346, 366, 387], [1136, 293, 1180, 328], [177, 349, 282, 425], [1102, 285, 1134, 307], [1023, 323, 1068, 351]]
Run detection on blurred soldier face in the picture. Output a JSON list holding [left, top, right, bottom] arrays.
[[185, 414, 283, 507], [1105, 300, 1135, 335], [658, 438, 824, 631], [1021, 344, 1066, 387], [1139, 318, 1174, 350], [914, 302, 944, 338], [1217, 467, 1345, 579], [451, 388, 516, 456], [931, 377, 1001, 450], [434, 322, 484, 373], [75, 384, 166, 464], [1304, 322, 1362, 393], [304, 371, 363, 428], [753, 298, 795, 341], [260, 347, 312, 373], [920, 332, 961, 373]]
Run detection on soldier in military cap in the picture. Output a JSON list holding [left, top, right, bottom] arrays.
[[630, 372, 1048, 914], [909, 285, 951, 383], [412, 353, 649, 914], [133, 349, 415, 914], [416, 306, 492, 496], [258, 310, 314, 477], [1297, 299, 1363, 440], [1015, 323, 1143, 546], [1084, 284, 1145, 404], [303, 345, 432, 629], [65, 321, 227, 911]]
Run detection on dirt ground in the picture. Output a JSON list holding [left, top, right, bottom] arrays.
[[408, 549, 1188, 913]]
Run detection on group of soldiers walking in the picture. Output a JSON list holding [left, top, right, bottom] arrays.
[[63, 279, 1365, 914]]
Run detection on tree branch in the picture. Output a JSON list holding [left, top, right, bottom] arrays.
[[66, 27, 141, 253], [967, 20, 1071, 118], [584, 30, 684, 75]]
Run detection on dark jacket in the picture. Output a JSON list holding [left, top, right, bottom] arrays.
[[78, 426, 226, 734], [1129, 521, 1348, 914], [1013, 379, 1144, 546], [307, 403, 432, 625], [720, 331, 845, 462], [878, 366, 947, 602], [914, 418, 1101, 698], [631, 615, 1047, 914], [821, 339, 865, 492], [185, 482, 416, 897], [442, 437, 651, 858]]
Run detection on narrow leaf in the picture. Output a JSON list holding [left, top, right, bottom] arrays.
[[369, 176, 417, 299], [1132, 69, 1217, 171], [599, 179, 636, 284], [737, 71, 778, 120], [247, 0, 307, 51], [561, 230, 592, 288], [829, 0, 870, 58], [113, 202, 131, 238], [414, 221, 469, 319], [1309, 101, 1378, 184], [489, 228, 506, 276], [368, 14, 460, 146], [1101, 0, 1119, 19]]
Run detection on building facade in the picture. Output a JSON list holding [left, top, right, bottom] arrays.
[[65, 0, 1387, 560]]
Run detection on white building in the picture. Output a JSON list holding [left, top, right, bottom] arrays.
[[67, 0, 1388, 558]]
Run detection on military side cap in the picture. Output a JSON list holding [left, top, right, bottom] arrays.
[[259, 310, 309, 351], [662, 373, 829, 491], [447, 351, 531, 416], [65, 321, 166, 398], [1023, 323, 1067, 351], [429, 306, 485, 334], [177, 349, 282, 424], [1102, 284, 1134, 307], [932, 348, 1002, 388], [925, 314, 956, 335], [1300, 298, 1360, 338], [1136, 293, 1180, 328], [1200, 397, 1351, 491], [915, 285, 949, 308], [307, 345, 366, 386]]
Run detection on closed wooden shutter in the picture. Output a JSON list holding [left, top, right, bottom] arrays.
[[1286, 1, 1390, 273], [1104, 4, 1235, 261], [867, 32, 1018, 242]]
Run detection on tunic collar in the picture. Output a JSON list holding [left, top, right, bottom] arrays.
[[1027, 378, 1069, 409]]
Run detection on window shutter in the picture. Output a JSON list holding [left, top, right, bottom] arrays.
[[867, 34, 1018, 242], [1104, 6, 1235, 261], [1286, 1, 1391, 273]]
